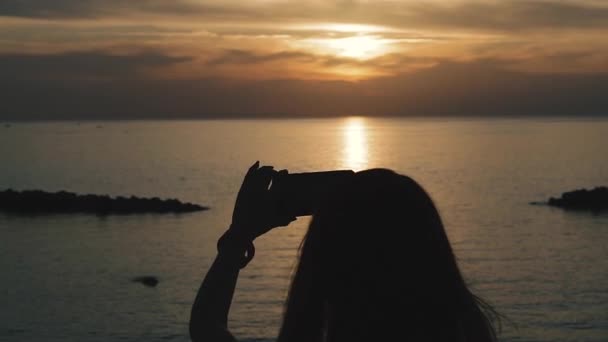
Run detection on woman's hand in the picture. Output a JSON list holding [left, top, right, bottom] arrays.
[[229, 161, 296, 241], [190, 162, 295, 341]]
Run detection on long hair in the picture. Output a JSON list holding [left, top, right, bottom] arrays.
[[278, 169, 498, 342]]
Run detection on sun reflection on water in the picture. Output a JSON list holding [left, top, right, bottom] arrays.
[[342, 117, 369, 171]]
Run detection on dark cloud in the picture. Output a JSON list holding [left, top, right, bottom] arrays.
[[0, 51, 191, 81], [1, 56, 606, 120], [0, 0, 233, 19], [207, 49, 315, 66], [0, 24, 193, 42], [397, 1, 608, 31], [3, 1, 608, 31], [206, 49, 439, 71], [329, 0, 608, 31], [320, 54, 441, 69]]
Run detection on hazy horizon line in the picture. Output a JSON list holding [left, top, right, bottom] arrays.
[[4, 113, 608, 123]]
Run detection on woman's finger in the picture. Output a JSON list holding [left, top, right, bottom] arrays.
[[238, 161, 261, 192], [245, 161, 260, 180], [254, 166, 275, 189]]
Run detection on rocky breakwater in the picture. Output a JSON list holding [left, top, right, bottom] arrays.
[[547, 187, 608, 212], [0, 189, 208, 215]]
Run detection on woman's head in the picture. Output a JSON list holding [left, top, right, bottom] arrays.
[[278, 169, 497, 342]]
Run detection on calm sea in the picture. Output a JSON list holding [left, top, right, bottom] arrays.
[[1, 118, 607, 342]]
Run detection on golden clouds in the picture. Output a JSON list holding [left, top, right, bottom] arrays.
[[1, 0, 608, 81]]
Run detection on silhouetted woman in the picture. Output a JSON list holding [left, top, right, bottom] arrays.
[[190, 162, 498, 342]]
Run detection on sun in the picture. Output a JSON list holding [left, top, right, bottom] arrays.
[[286, 22, 402, 78], [289, 23, 396, 60], [303, 35, 391, 60], [324, 35, 389, 59]]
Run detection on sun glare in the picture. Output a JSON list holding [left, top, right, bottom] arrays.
[[342, 117, 369, 171], [304, 35, 390, 60]]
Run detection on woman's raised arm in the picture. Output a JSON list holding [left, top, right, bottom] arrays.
[[189, 162, 295, 342]]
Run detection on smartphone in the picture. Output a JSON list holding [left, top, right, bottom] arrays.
[[271, 170, 355, 217]]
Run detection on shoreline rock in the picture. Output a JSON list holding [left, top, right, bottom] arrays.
[[0, 189, 208, 215], [132, 276, 159, 287], [546, 187, 608, 211]]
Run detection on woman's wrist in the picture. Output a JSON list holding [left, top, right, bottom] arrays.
[[217, 228, 255, 268], [218, 225, 253, 249]]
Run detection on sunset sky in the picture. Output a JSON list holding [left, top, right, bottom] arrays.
[[2, 0, 608, 119]]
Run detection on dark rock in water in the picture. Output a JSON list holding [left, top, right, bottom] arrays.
[[547, 187, 608, 211], [529, 201, 545, 206], [132, 276, 159, 287], [0, 189, 209, 215]]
